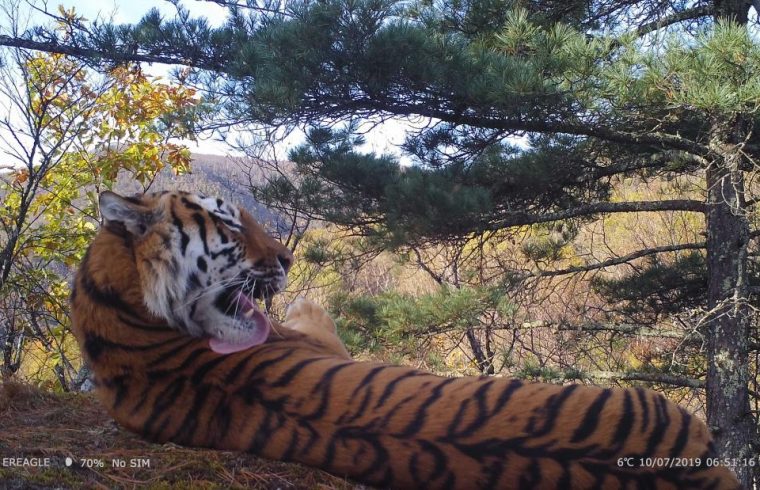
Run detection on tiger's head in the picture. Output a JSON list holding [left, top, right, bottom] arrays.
[[98, 190, 293, 354]]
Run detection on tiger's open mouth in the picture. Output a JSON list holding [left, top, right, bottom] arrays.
[[209, 286, 274, 354]]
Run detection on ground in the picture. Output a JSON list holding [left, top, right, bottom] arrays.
[[0, 380, 359, 489]]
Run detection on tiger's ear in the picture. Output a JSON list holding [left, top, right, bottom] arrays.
[[99, 191, 154, 236]]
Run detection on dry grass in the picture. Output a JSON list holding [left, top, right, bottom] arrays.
[[0, 380, 361, 489]]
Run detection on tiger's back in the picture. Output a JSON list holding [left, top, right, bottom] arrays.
[[71, 191, 741, 489]]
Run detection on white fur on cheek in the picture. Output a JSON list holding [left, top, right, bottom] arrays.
[[139, 215, 254, 340], [139, 231, 203, 336]]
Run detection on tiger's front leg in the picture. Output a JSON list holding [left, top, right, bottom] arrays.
[[280, 297, 351, 359]]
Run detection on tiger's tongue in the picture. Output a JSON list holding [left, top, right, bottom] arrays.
[[209, 292, 271, 354]]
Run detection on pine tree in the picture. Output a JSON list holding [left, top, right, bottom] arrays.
[[3, 1, 760, 484]]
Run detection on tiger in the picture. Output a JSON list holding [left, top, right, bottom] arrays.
[[70, 190, 741, 490]]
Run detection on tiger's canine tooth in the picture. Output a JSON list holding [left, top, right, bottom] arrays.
[[243, 308, 255, 318]]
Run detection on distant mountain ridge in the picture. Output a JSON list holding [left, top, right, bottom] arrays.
[[115, 152, 287, 234]]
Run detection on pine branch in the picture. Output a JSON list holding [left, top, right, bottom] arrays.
[[0, 35, 220, 70], [368, 100, 712, 156], [490, 199, 705, 229], [196, 0, 293, 16], [0, 33, 711, 156]]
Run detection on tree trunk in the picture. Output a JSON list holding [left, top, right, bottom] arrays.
[[714, 0, 750, 23], [705, 8, 755, 488], [464, 328, 493, 374], [705, 126, 755, 488]]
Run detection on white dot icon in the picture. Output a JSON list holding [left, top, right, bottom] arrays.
[[65, 457, 73, 467]]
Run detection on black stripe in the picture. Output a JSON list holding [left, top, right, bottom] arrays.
[[123, 195, 143, 204], [643, 394, 670, 457], [556, 464, 573, 490], [207, 394, 232, 446], [191, 213, 209, 254], [143, 339, 197, 368], [248, 410, 287, 452], [83, 332, 105, 361], [83, 331, 192, 361], [481, 459, 505, 490], [181, 197, 203, 211], [217, 226, 229, 244], [191, 355, 229, 384], [302, 362, 354, 420], [410, 440, 449, 486], [493, 378, 523, 410], [102, 374, 130, 409], [636, 387, 650, 432], [169, 256, 179, 275], [447, 398, 472, 437], [295, 420, 320, 457], [220, 217, 240, 229], [527, 385, 579, 437], [456, 380, 494, 436], [280, 426, 301, 462], [571, 389, 612, 442], [269, 357, 324, 387], [611, 390, 635, 448], [80, 271, 134, 316], [131, 383, 159, 416], [374, 370, 422, 409], [147, 347, 207, 371], [668, 408, 691, 458], [142, 377, 187, 436], [331, 428, 391, 485], [337, 365, 387, 424], [171, 383, 212, 444], [398, 377, 457, 437], [518, 458, 542, 490], [351, 365, 387, 398], [225, 350, 291, 385], [378, 391, 423, 430], [211, 245, 238, 260], [452, 378, 522, 437], [171, 205, 190, 255], [116, 313, 174, 333]]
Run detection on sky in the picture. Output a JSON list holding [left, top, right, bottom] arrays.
[[0, 0, 413, 163]]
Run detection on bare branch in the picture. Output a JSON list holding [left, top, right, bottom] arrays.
[[536, 242, 705, 278], [584, 370, 705, 389], [520, 321, 699, 340], [631, 5, 714, 38]]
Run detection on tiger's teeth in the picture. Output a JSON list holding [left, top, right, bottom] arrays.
[[244, 309, 255, 318]]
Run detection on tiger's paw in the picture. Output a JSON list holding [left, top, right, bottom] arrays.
[[283, 298, 350, 359], [284, 297, 337, 334]]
